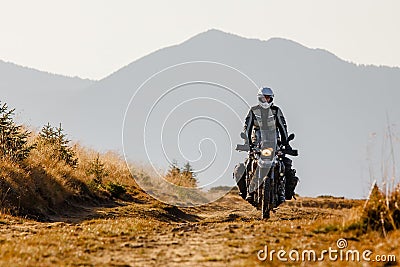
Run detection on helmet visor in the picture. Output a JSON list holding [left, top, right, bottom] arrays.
[[258, 95, 267, 103], [258, 95, 272, 103]]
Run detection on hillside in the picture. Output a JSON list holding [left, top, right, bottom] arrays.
[[0, 60, 94, 127]]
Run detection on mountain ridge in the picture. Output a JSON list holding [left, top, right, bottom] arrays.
[[1, 29, 399, 82], [0, 59, 95, 82]]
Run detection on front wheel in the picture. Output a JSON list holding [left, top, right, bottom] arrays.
[[261, 178, 272, 219]]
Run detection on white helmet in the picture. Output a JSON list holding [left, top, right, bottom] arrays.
[[257, 87, 274, 109]]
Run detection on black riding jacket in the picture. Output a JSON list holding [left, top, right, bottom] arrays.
[[243, 104, 289, 147]]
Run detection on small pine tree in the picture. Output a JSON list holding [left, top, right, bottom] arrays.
[[0, 102, 33, 161], [87, 153, 108, 184], [167, 159, 181, 177], [182, 162, 196, 177], [165, 160, 197, 187], [39, 122, 56, 141], [38, 123, 78, 167], [181, 161, 197, 187]]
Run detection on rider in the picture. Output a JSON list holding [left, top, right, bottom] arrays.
[[243, 86, 298, 204]]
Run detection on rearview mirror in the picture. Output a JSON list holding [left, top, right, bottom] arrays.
[[288, 133, 295, 142]]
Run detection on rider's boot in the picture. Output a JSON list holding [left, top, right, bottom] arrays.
[[233, 163, 247, 200], [285, 169, 299, 200], [282, 157, 299, 200], [276, 176, 286, 206], [245, 191, 255, 204]]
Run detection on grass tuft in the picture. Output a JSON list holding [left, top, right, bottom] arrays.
[[0, 126, 143, 219]]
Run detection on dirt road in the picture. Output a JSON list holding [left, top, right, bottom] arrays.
[[0, 191, 398, 266]]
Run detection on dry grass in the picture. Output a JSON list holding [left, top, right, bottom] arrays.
[[164, 165, 197, 188], [0, 132, 144, 219], [0, 214, 161, 266], [0, 190, 399, 266], [355, 183, 400, 235]]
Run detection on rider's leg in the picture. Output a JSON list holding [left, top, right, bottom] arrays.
[[245, 158, 256, 204], [283, 157, 299, 200], [233, 163, 247, 200], [277, 174, 286, 205]]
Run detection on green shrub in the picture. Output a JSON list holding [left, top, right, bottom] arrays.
[[165, 161, 197, 188], [86, 154, 108, 184], [105, 182, 126, 198], [38, 123, 78, 167], [0, 102, 34, 161]]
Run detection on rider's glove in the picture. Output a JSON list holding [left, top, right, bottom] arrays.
[[283, 144, 292, 150]]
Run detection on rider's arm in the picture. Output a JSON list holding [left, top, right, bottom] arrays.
[[243, 109, 254, 147], [275, 107, 289, 145]]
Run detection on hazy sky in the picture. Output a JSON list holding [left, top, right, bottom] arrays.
[[1, 0, 399, 80]]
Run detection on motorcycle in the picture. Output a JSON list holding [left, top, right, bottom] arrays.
[[234, 133, 298, 219]]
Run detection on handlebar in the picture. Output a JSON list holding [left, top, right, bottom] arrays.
[[235, 144, 298, 156], [280, 149, 298, 156]]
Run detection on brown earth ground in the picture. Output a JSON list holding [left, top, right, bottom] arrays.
[[0, 190, 399, 267]]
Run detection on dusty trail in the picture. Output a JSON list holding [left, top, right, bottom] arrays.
[[1, 191, 393, 267]]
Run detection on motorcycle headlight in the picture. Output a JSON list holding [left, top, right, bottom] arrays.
[[261, 147, 274, 157]]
